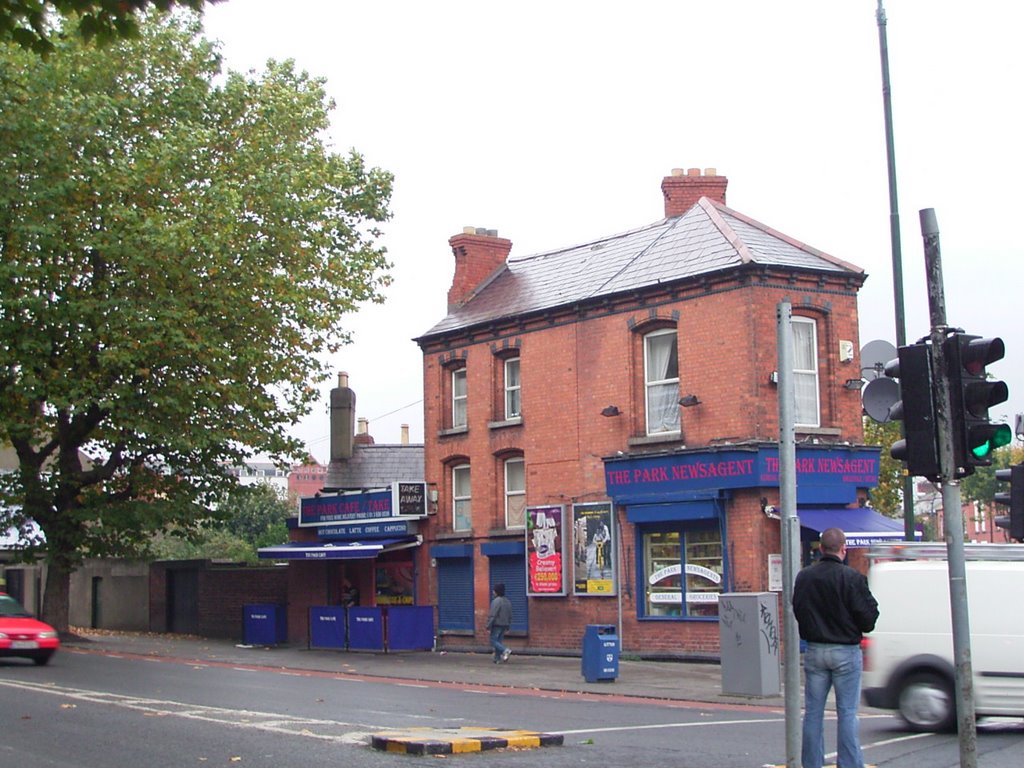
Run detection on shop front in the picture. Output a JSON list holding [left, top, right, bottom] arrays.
[[604, 444, 883, 625], [258, 482, 432, 649]]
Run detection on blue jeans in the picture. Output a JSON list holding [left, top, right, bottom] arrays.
[[490, 626, 509, 661], [802, 642, 865, 768]]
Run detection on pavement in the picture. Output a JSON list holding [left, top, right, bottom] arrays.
[[62, 629, 790, 755]]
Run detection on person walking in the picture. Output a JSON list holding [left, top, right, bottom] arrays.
[[792, 527, 879, 768], [486, 583, 513, 663]]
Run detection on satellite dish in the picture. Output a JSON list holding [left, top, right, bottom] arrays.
[[863, 376, 900, 423], [860, 340, 898, 381]]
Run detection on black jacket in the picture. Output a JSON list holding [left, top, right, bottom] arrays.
[[792, 554, 879, 645]]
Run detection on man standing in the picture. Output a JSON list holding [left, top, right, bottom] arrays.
[[486, 583, 513, 663], [793, 528, 879, 768]]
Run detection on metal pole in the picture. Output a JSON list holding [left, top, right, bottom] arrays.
[[921, 208, 977, 768], [777, 301, 802, 768], [876, 0, 916, 541]]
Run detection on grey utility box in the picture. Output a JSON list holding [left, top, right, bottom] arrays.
[[718, 592, 781, 696]]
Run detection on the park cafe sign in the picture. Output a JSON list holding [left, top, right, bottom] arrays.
[[299, 482, 428, 527]]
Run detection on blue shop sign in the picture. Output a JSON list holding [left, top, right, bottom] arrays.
[[605, 446, 880, 505], [319, 520, 412, 539]]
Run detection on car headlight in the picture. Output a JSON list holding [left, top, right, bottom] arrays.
[[38, 631, 58, 639], [0, 632, 7, 639]]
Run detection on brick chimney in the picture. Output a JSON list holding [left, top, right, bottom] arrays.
[[661, 167, 728, 218], [329, 371, 355, 461], [354, 416, 375, 446], [447, 227, 512, 310]]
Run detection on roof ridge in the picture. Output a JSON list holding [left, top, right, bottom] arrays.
[[587, 217, 684, 298], [706, 199, 864, 274], [506, 219, 667, 264], [699, 198, 754, 264]]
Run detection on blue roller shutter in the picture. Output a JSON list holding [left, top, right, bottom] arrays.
[[488, 555, 527, 633], [436, 556, 474, 630]]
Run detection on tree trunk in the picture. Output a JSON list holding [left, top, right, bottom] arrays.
[[41, 560, 72, 635]]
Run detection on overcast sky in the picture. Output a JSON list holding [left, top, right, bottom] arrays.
[[202, 0, 1023, 464]]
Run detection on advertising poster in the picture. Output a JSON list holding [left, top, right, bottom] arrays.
[[526, 505, 565, 596], [573, 502, 616, 595]]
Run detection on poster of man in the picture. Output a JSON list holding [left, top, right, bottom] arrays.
[[573, 502, 616, 595], [526, 506, 565, 595]]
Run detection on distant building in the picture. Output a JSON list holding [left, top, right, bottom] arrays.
[[224, 462, 289, 497]]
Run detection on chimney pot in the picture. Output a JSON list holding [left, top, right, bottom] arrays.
[[401, 424, 410, 445], [338, 371, 348, 388], [662, 167, 728, 218], [671, 167, 685, 177], [463, 226, 476, 234]]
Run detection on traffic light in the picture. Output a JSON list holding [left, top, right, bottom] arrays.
[[994, 464, 1024, 541], [885, 342, 941, 480], [943, 333, 1010, 477]]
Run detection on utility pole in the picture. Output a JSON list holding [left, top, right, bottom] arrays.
[[876, 0, 916, 541]]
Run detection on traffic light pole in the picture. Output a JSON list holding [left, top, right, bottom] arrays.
[[777, 301, 801, 768], [921, 208, 977, 768]]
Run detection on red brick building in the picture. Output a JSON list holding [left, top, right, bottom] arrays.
[[413, 168, 885, 658]]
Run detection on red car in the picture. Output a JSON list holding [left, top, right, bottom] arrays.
[[0, 592, 60, 665]]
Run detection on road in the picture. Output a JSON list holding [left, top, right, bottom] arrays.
[[1, 648, 1021, 767]]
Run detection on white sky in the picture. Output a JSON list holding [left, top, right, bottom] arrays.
[[201, 0, 1024, 464]]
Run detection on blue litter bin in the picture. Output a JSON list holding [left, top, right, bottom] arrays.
[[581, 624, 619, 682], [243, 603, 286, 646]]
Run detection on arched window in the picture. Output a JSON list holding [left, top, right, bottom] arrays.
[[504, 456, 526, 528], [792, 317, 820, 427], [452, 464, 471, 531], [644, 328, 680, 435]]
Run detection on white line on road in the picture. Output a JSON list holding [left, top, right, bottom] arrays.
[[0, 679, 383, 743]]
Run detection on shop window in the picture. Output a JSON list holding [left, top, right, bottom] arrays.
[[452, 463, 471, 531], [642, 527, 723, 618], [452, 368, 468, 428], [504, 357, 521, 420], [792, 316, 820, 428], [504, 457, 526, 528], [644, 329, 680, 435]]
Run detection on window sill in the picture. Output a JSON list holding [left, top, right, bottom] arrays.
[[795, 426, 842, 437], [438, 426, 468, 438], [488, 417, 522, 430], [434, 530, 472, 541], [627, 432, 683, 448], [487, 528, 526, 538]]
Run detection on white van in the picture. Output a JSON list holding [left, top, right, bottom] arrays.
[[861, 542, 1024, 731]]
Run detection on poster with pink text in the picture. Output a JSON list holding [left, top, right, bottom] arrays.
[[526, 505, 565, 596]]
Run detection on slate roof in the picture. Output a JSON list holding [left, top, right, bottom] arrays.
[[323, 444, 425, 491], [419, 198, 864, 339]]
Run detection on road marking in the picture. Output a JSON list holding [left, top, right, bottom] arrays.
[[561, 716, 786, 735], [0, 679, 384, 743]]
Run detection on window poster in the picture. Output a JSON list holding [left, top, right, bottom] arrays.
[[526, 505, 566, 596], [573, 502, 616, 596]]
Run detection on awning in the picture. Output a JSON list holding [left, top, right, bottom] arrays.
[[258, 536, 421, 561], [797, 508, 916, 547]]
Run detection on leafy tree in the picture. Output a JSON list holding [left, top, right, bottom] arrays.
[[0, 14, 393, 631], [151, 482, 293, 562], [961, 444, 1024, 512], [863, 416, 903, 517], [221, 482, 292, 552], [0, 1, 217, 56]]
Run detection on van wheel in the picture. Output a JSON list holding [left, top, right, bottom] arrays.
[[897, 672, 955, 732]]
